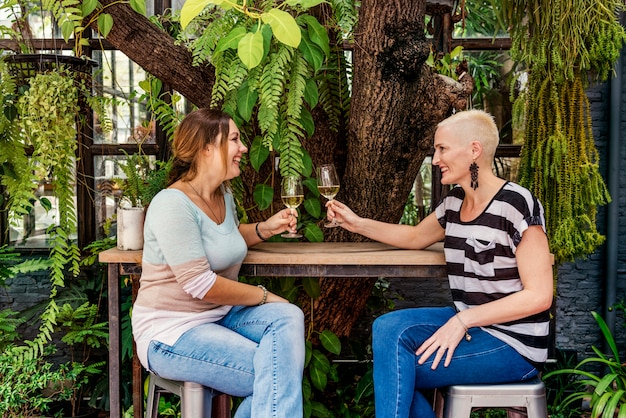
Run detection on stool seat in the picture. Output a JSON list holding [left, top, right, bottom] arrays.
[[145, 373, 231, 418], [443, 377, 548, 418]]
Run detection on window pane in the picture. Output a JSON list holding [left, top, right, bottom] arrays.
[[92, 50, 154, 145], [10, 162, 77, 249]]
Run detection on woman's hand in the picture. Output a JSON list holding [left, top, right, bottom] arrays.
[[415, 315, 467, 369], [258, 208, 298, 238], [325, 200, 361, 233]]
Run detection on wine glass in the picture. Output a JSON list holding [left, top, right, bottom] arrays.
[[280, 175, 303, 238], [316, 164, 341, 228]]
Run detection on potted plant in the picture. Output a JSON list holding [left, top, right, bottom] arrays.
[[114, 151, 171, 250], [543, 311, 626, 417]]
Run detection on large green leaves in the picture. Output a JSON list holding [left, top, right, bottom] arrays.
[[180, 0, 225, 29], [261, 8, 301, 48], [238, 30, 265, 69]]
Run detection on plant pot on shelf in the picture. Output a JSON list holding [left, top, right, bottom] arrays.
[[116, 206, 145, 250]]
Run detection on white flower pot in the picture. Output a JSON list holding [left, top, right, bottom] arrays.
[[117, 207, 145, 250]]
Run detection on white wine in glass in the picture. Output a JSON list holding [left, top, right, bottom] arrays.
[[316, 164, 340, 227], [280, 175, 303, 238]]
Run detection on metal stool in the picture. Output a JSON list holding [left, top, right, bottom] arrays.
[[145, 373, 231, 418], [442, 377, 548, 418]]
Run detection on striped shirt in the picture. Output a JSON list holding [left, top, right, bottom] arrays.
[[435, 182, 550, 367]]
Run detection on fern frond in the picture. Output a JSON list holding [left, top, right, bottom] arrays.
[[317, 46, 351, 132], [277, 112, 305, 176], [286, 54, 310, 119], [211, 49, 238, 106], [186, 8, 233, 65], [258, 45, 293, 136], [327, 0, 359, 42]]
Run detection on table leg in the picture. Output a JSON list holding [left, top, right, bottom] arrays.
[[108, 263, 121, 418], [131, 274, 143, 418]]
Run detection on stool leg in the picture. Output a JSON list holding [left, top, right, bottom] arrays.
[[212, 394, 231, 418], [145, 376, 160, 418], [443, 397, 473, 418], [525, 397, 549, 418], [182, 381, 214, 418]]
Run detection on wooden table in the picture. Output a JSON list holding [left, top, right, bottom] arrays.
[[99, 241, 447, 418]]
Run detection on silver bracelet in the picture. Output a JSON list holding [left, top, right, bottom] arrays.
[[257, 285, 268, 305], [455, 314, 472, 342]]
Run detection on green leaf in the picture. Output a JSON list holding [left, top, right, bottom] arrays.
[[310, 400, 331, 417], [3, 104, 17, 121], [215, 26, 247, 53], [180, 0, 222, 30], [237, 80, 258, 122], [311, 349, 331, 372], [302, 150, 313, 177], [300, 15, 330, 57], [298, 32, 323, 72], [97, 13, 114, 38], [303, 223, 323, 242], [299, 107, 315, 137], [261, 8, 301, 48], [39, 197, 52, 212], [302, 277, 320, 298], [303, 78, 319, 108], [303, 197, 321, 218], [604, 390, 625, 418], [592, 311, 620, 363], [303, 178, 318, 195], [319, 329, 341, 355], [354, 368, 374, 403], [82, 0, 98, 17], [450, 45, 464, 59], [309, 361, 328, 390], [60, 20, 74, 43], [301, 0, 327, 7], [130, 0, 147, 16], [238, 31, 265, 69], [253, 183, 273, 210], [285, 0, 327, 8], [138, 79, 152, 93], [249, 136, 270, 171]]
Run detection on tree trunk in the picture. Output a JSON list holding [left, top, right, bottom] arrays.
[[95, 0, 471, 339], [304, 0, 471, 338]]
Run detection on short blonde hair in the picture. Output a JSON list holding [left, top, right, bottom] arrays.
[[437, 110, 499, 161]]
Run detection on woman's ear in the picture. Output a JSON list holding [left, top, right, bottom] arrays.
[[471, 140, 483, 159]]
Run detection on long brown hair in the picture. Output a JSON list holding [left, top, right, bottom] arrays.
[[167, 108, 232, 186]]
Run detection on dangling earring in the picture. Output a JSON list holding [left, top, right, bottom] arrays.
[[469, 162, 479, 190]]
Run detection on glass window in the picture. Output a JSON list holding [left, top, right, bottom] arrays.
[[92, 50, 153, 145]]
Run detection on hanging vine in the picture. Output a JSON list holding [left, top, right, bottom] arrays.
[[496, 0, 625, 264]]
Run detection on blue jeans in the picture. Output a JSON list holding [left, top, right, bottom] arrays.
[[147, 303, 305, 418], [372, 307, 539, 418]]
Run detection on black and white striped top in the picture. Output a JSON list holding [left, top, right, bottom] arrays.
[[435, 182, 550, 367]]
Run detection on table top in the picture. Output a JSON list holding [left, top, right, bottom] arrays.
[[98, 241, 446, 266]]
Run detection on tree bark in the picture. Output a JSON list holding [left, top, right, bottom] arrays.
[[94, 0, 471, 339], [305, 0, 471, 337]]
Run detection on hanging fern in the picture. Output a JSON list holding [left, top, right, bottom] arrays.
[[327, 0, 359, 42], [259, 45, 295, 141], [177, 0, 343, 226], [317, 46, 352, 133], [498, 0, 624, 263], [0, 63, 37, 224]]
